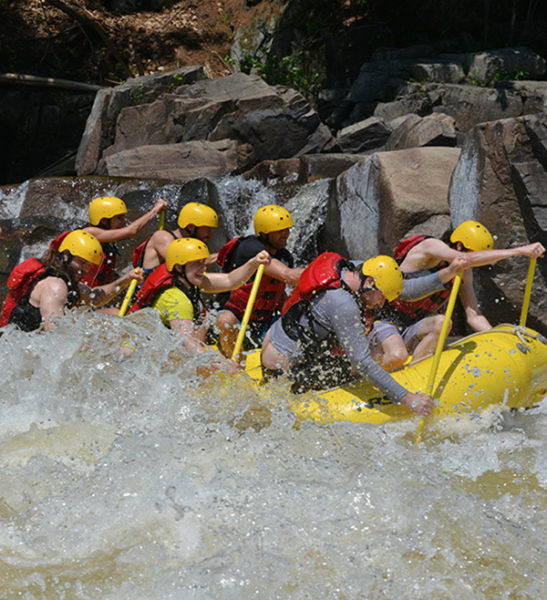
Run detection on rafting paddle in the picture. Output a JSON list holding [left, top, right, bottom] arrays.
[[415, 269, 464, 442], [519, 257, 536, 327], [231, 263, 265, 361], [119, 208, 164, 318], [118, 276, 140, 317]]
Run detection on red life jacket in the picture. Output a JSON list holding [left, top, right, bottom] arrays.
[[0, 258, 79, 327], [389, 234, 452, 323], [0, 258, 47, 327], [393, 234, 428, 262], [281, 252, 347, 315], [128, 263, 206, 325], [50, 231, 117, 287], [281, 252, 375, 345], [216, 236, 240, 269], [217, 236, 287, 323]]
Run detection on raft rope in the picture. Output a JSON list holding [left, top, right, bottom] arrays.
[[504, 325, 547, 352]]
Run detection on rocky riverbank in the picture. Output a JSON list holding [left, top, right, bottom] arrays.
[[1, 1, 546, 332]]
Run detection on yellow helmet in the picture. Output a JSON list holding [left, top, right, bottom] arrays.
[[58, 230, 103, 265], [254, 205, 294, 236], [88, 196, 127, 226], [361, 255, 403, 302], [165, 238, 210, 272], [450, 220, 494, 251], [177, 202, 218, 229]]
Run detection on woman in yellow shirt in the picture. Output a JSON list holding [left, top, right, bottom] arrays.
[[130, 238, 270, 373]]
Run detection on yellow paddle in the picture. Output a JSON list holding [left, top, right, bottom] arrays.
[[118, 277, 139, 317], [158, 210, 165, 231], [519, 257, 536, 327], [415, 269, 463, 442], [231, 263, 265, 361]]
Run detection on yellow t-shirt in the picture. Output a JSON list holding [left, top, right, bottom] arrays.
[[151, 287, 194, 327]]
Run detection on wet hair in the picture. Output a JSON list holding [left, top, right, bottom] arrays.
[[97, 218, 112, 230], [40, 248, 81, 290], [440, 229, 452, 244], [448, 239, 463, 251]]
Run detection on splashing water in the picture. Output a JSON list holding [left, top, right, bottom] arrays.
[[0, 310, 545, 599], [1, 176, 546, 597], [214, 175, 329, 263]]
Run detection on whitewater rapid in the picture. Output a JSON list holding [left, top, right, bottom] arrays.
[[0, 310, 545, 599]]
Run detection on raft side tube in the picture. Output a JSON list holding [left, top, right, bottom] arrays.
[[243, 325, 547, 426]]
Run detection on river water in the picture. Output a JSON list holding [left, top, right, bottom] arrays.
[[1, 309, 545, 599], [0, 177, 546, 598]]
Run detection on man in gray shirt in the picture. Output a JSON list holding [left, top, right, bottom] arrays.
[[261, 253, 469, 416]]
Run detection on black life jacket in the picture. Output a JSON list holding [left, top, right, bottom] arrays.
[[281, 252, 375, 353], [217, 236, 287, 322]]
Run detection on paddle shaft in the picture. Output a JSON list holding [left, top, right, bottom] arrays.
[[519, 257, 536, 327], [118, 278, 139, 317], [231, 264, 265, 360], [425, 270, 463, 396], [416, 269, 463, 441], [158, 211, 165, 230]]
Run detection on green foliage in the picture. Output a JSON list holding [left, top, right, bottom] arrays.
[[468, 67, 531, 87], [493, 68, 530, 82], [237, 49, 324, 102], [128, 86, 146, 105], [406, 73, 433, 89], [221, 9, 234, 29], [467, 68, 484, 86]]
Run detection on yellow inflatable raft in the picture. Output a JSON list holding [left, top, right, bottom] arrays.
[[243, 324, 547, 426]]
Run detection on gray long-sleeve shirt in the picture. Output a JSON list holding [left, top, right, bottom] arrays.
[[269, 268, 447, 402]]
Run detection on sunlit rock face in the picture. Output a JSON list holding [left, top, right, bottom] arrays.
[[76, 71, 337, 181], [325, 147, 460, 259], [449, 113, 547, 332]]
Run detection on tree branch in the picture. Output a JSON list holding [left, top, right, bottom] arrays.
[[43, 0, 132, 80]]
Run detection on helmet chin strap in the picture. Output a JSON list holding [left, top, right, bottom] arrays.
[[177, 264, 192, 289], [260, 232, 274, 251], [358, 274, 375, 296]]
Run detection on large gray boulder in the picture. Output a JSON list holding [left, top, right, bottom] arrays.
[[76, 66, 206, 176], [375, 82, 546, 138], [77, 71, 336, 180], [229, 105, 336, 168], [98, 140, 241, 181], [385, 112, 457, 150], [336, 117, 392, 153], [449, 112, 547, 333], [408, 59, 465, 84], [433, 84, 534, 133], [325, 147, 461, 259], [464, 47, 547, 86]]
